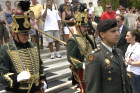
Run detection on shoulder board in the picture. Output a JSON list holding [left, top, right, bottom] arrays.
[[91, 47, 101, 54]]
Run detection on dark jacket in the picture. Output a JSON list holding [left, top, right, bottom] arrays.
[[85, 43, 132, 93], [117, 25, 129, 55]]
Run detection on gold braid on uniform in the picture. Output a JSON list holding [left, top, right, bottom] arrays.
[[3, 73, 14, 88], [70, 57, 81, 69], [6, 43, 40, 90]]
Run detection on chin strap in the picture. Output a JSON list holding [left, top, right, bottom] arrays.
[[17, 33, 22, 43], [78, 26, 86, 36]]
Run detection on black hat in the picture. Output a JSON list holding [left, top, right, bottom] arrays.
[[97, 19, 117, 33], [74, 3, 88, 26], [11, 1, 33, 34]]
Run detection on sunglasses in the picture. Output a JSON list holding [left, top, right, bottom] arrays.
[[106, 7, 112, 9]]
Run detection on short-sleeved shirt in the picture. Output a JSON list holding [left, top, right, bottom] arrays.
[[30, 4, 43, 26], [101, 11, 116, 21], [41, 9, 61, 31], [125, 42, 140, 75], [94, 5, 103, 17]]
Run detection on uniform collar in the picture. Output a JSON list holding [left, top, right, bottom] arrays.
[[75, 30, 84, 37], [101, 42, 112, 52]]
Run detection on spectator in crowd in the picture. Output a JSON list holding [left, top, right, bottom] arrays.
[[12, 1, 23, 14], [94, 0, 103, 23], [87, 2, 94, 21], [129, 7, 134, 14], [30, 11, 38, 43], [3, 1, 13, 37], [58, 0, 69, 18], [62, 2, 74, 42], [0, 4, 9, 47], [125, 30, 140, 93], [43, 0, 58, 10], [119, 6, 129, 27], [101, 3, 116, 21], [42, 0, 61, 59], [126, 7, 130, 13], [71, 0, 79, 13], [135, 16, 140, 31], [30, 0, 44, 49], [116, 14, 129, 55]]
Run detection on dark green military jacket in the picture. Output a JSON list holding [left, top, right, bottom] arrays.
[[85, 43, 132, 93], [0, 41, 45, 92], [67, 31, 96, 69]]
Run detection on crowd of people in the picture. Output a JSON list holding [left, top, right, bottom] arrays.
[[0, 0, 140, 93]]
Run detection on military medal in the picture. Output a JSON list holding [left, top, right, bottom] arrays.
[[108, 77, 112, 81], [105, 58, 110, 65]]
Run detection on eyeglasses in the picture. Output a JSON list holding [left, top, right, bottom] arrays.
[[106, 7, 111, 9]]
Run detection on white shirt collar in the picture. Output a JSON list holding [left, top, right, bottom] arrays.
[[119, 25, 123, 34], [101, 42, 112, 52]]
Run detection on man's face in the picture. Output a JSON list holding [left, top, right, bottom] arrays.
[[18, 33, 29, 43], [120, 10, 125, 15], [106, 4, 112, 13], [100, 27, 119, 47], [116, 16, 123, 28], [47, 0, 53, 8], [79, 25, 88, 35], [98, 1, 102, 6]]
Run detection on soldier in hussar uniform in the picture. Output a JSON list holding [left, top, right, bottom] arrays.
[[0, 1, 47, 93], [85, 19, 132, 93], [67, 4, 97, 93]]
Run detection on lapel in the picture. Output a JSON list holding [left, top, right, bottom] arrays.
[[100, 43, 120, 66]]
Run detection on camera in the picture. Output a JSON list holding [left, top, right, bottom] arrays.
[[48, 4, 51, 6]]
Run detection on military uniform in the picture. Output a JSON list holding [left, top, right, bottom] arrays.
[[0, 41, 46, 93], [85, 43, 132, 93], [85, 19, 132, 93], [67, 31, 96, 93], [0, 1, 47, 93]]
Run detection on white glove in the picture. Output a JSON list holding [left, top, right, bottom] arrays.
[[17, 71, 30, 82], [83, 63, 85, 70], [41, 81, 47, 90]]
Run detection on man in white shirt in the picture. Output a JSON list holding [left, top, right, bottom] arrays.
[[115, 14, 129, 55], [42, 0, 61, 59]]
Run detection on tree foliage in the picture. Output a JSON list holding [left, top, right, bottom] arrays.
[[101, 0, 120, 11], [127, 0, 140, 10], [101, 0, 140, 11]]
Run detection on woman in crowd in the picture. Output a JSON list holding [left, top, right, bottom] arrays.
[[135, 16, 140, 31], [3, 1, 13, 37], [30, 11, 38, 43], [62, 2, 74, 42], [125, 29, 140, 93]]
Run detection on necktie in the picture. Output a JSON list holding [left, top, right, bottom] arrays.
[[112, 48, 120, 62]]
